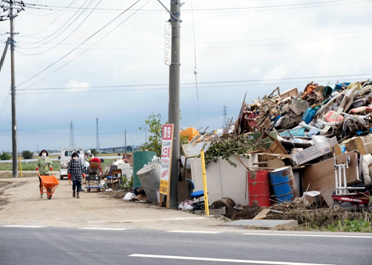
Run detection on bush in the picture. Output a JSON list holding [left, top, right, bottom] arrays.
[[0, 152, 11, 160], [22, 150, 33, 159]]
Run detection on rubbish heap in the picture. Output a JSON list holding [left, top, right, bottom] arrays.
[[181, 79, 372, 217]]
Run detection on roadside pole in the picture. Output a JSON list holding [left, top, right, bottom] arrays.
[[168, 0, 181, 208], [200, 150, 209, 216], [10, 0, 18, 178]]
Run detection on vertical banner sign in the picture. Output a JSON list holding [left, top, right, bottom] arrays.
[[160, 124, 174, 195], [164, 21, 172, 66]]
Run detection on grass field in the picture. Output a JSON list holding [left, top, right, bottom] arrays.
[[0, 159, 115, 172]]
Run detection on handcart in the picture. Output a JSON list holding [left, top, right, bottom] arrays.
[[85, 161, 101, 192], [331, 155, 372, 211], [38, 171, 59, 200]]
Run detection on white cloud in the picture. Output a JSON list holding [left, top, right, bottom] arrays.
[[249, 67, 261, 76], [263, 63, 291, 80], [65, 80, 90, 89]]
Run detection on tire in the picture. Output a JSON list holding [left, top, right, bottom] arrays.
[[332, 202, 341, 211], [60, 175, 63, 180], [48, 195, 52, 200]]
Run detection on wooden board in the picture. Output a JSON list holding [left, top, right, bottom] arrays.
[[344, 137, 368, 155], [302, 151, 360, 206], [266, 158, 285, 169], [253, 209, 270, 220]]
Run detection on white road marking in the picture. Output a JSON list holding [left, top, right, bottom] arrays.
[[2, 225, 46, 228], [87, 217, 206, 223], [168, 230, 220, 234], [79, 227, 128, 231], [243, 232, 372, 239], [129, 254, 334, 265]]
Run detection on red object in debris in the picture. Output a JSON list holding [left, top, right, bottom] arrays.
[[248, 170, 271, 207]]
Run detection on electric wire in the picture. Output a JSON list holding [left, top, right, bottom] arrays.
[[16, 74, 372, 95], [23, 0, 371, 13], [15, 27, 372, 50], [21, 0, 77, 38], [17, 0, 102, 55], [18, 0, 91, 45], [17, 0, 143, 88], [18, 0, 151, 90], [0, 89, 10, 117], [190, 0, 200, 127]]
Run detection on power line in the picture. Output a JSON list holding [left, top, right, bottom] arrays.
[[17, 0, 102, 55], [15, 33, 372, 53], [17, 73, 372, 91], [19, 0, 95, 47], [21, 0, 78, 38], [190, 0, 200, 128], [17, 0, 142, 88], [16, 76, 372, 96], [23, 0, 372, 13], [17, 28, 372, 48], [18, 0, 151, 90]]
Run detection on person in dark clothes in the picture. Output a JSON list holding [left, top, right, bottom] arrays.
[[67, 152, 84, 198]]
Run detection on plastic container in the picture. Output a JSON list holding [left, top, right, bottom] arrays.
[[269, 166, 298, 204], [137, 163, 161, 203], [180, 127, 200, 141], [133, 151, 156, 189], [248, 170, 271, 207]]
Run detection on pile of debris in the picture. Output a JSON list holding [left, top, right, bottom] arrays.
[[235, 80, 372, 140]]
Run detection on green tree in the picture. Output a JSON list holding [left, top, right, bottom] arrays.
[[0, 152, 11, 160], [22, 150, 33, 159], [140, 112, 185, 157], [91, 149, 98, 156], [140, 113, 163, 157]]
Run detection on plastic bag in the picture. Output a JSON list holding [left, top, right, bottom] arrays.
[[123, 192, 135, 201], [302, 107, 317, 124]]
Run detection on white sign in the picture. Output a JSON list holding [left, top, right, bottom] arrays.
[[160, 124, 174, 195], [164, 21, 172, 66]]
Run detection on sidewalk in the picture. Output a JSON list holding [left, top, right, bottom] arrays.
[[0, 176, 231, 231]]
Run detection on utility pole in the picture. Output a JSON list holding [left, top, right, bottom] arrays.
[[0, 37, 10, 72], [69, 121, 75, 148], [0, 1, 24, 178], [124, 129, 127, 159], [10, 0, 17, 178], [96, 118, 100, 154], [168, 0, 182, 208]]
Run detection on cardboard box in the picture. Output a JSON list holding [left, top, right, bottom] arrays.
[[344, 137, 368, 155], [302, 151, 361, 206]]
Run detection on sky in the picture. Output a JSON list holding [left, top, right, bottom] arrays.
[[0, 0, 371, 152]]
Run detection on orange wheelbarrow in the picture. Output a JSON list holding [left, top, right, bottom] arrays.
[[38, 171, 59, 200]]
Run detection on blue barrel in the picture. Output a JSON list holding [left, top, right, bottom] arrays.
[[269, 166, 298, 204]]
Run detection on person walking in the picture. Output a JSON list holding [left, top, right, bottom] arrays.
[[36, 150, 52, 198], [76, 150, 86, 192], [68, 152, 84, 199]]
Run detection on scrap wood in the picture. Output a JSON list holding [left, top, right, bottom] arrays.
[[258, 153, 293, 159], [253, 208, 270, 220]]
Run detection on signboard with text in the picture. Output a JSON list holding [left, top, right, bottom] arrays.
[[159, 124, 174, 195], [164, 21, 172, 66]]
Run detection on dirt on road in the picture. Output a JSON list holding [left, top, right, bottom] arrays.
[[0, 175, 231, 231]]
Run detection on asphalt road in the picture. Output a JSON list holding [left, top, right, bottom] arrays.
[[0, 227, 371, 265]]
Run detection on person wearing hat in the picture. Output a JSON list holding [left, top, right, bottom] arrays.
[[36, 149, 52, 198], [68, 152, 85, 198]]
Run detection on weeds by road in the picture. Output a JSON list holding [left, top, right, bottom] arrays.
[[0, 159, 115, 171]]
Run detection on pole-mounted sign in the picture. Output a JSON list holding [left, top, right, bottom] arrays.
[[159, 124, 174, 207], [164, 21, 172, 66]]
